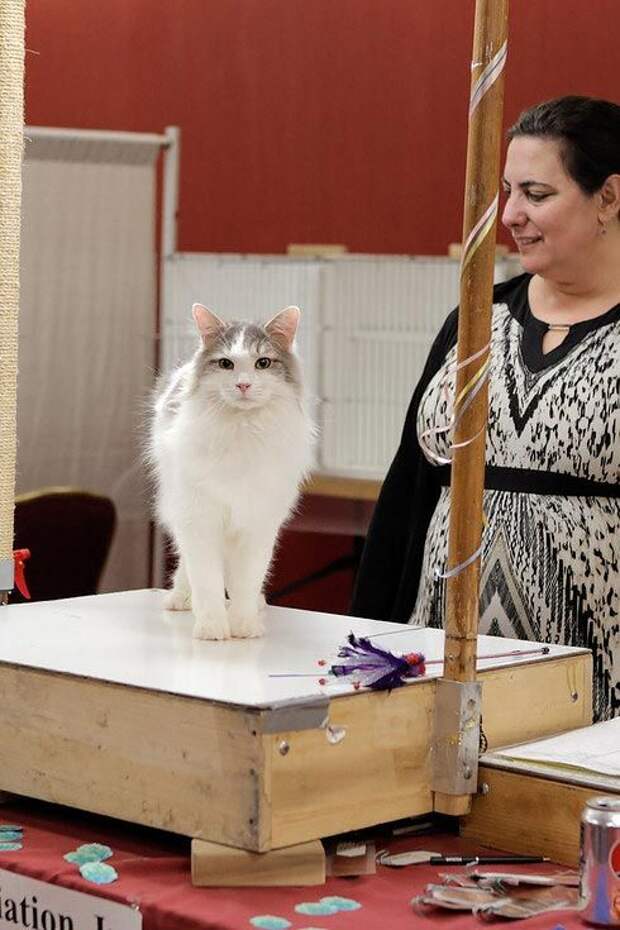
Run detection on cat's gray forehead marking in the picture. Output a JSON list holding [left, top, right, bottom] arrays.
[[240, 323, 269, 352], [206, 320, 296, 360], [212, 321, 271, 355]]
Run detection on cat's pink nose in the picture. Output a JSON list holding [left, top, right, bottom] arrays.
[[236, 382, 251, 394]]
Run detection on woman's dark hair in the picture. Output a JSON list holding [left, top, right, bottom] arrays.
[[507, 95, 620, 195]]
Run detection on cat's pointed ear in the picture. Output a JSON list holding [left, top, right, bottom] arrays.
[[192, 304, 226, 345], [264, 306, 300, 351]]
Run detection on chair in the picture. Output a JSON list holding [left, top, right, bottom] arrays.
[[11, 487, 116, 602]]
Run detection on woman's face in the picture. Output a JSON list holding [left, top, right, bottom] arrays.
[[501, 136, 600, 278]]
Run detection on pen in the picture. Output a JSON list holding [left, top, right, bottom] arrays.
[[428, 855, 549, 865]]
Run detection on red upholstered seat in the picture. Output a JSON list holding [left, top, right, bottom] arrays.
[[11, 487, 116, 602]]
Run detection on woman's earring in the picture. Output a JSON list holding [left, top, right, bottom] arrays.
[[598, 217, 607, 236]]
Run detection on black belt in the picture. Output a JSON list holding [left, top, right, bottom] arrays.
[[436, 464, 620, 498]]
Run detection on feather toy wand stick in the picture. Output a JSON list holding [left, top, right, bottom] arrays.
[[269, 635, 549, 692]]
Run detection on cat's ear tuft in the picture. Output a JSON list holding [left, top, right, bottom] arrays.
[[265, 306, 300, 351], [192, 304, 226, 345]]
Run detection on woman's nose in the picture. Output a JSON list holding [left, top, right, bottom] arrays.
[[501, 193, 525, 229]]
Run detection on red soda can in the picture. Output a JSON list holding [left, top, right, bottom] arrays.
[[580, 796, 620, 926]]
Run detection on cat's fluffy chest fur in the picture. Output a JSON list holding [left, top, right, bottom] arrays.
[[156, 378, 312, 529], [150, 304, 314, 640]]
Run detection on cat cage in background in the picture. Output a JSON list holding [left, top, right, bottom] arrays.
[[20, 125, 176, 593], [161, 128, 520, 480]]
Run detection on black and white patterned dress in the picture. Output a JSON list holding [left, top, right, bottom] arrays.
[[351, 273, 619, 721]]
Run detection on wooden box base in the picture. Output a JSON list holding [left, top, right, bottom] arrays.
[[462, 762, 619, 866], [191, 839, 325, 886], [0, 591, 593, 860]]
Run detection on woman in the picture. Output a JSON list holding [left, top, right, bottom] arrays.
[[350, 96, 620, 721]]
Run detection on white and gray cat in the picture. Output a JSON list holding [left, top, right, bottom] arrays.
[[149, 303, 315, 640]]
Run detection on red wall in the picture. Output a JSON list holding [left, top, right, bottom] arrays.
[[26, 1, 619, 256]]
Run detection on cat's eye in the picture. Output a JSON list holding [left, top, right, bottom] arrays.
[[218, 358, 234, 370], [255, 357, 271, 370]]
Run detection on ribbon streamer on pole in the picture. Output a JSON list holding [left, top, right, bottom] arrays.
[[418, 341, 491, 467], [434, 0, 509, 816]]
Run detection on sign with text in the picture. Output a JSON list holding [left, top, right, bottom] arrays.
[[0, 869, 142, 930]]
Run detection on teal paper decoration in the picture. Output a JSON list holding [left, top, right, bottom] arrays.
[[320, 896, 362, 911], [294, 896, 363, 917], [64, 841, 117, 884], [294, 902, 339, 916], [77, 843, 112, 862], [0, 824, 24, 852], [64, 843, 113, 865], [79, 861, 118, 885], [249, 917, 292, 929], [64, 852, 83, 864]]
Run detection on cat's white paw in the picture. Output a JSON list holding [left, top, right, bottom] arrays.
[[228, 604, 265, 639], [163, 588, 192, 611], [229, 593, 265, 613], [192, 608, 231, 641]]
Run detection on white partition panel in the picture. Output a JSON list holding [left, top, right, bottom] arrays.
[[19, 128, 165, 592], [318, 257, 461, 475], [320, 256, 461, 330]]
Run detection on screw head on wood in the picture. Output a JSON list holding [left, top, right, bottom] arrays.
[[325, 724, 347, 745]]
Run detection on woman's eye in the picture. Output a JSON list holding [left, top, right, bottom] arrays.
[[218, 358, 234, 370], [527, 192, 550, 203], [255, 357, 271, 370]]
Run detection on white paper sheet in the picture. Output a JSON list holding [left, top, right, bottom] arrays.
[[493, 718, 620, 777]]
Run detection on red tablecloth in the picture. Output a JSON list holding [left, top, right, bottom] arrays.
[[0, 799, 583, 929]]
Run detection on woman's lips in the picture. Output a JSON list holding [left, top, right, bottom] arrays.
[[514, 235, 542, 247]]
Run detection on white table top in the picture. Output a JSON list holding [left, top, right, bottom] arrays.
[[0, 589, 587, 710]]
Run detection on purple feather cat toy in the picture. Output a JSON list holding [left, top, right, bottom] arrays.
[[331, 634, 426, 691]]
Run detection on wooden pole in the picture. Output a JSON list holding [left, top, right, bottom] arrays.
[[434, 0, 509, 815], [0, 0, 25, 603]]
